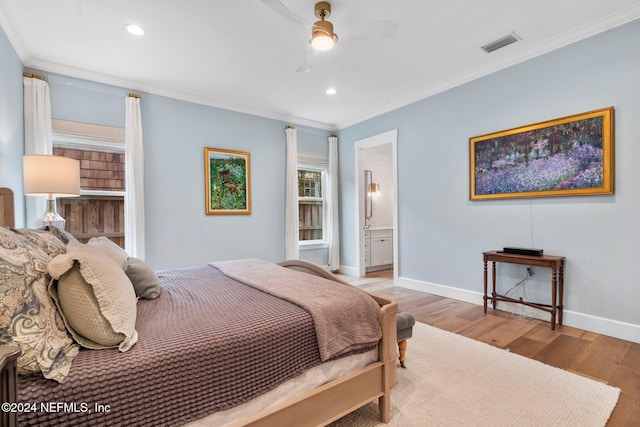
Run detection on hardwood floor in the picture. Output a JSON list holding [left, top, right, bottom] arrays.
[[340, 269, 640, 426]]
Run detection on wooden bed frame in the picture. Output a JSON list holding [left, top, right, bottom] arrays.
[[0, 187, 14, 228], [0, 347, 19, 427], [0, 188, 398, 426]]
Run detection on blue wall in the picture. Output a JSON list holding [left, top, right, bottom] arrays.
[[0, 25, 24, 224], [338, 20, 640, 340], [142, 93, 288, 268], [45, 76, 331, 269], [1, 43, 331, 268]]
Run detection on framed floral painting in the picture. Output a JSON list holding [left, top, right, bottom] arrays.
[[204, 147, 251, 214], [470, 107, 614, 200]]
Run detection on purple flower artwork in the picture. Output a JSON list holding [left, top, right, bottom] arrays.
[[470, 108, 614, 200]]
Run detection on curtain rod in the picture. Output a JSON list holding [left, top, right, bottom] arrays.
[[23, 72, 47, 81], [127, 93, 141, 99]]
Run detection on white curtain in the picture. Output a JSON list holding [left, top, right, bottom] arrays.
[[23, 75, 53, 228], [327, 135, 340, 271], [285, 126, 299, 260], [125, 95, 145, 259]]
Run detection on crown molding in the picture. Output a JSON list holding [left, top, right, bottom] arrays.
[[23, 58, 337, 131], [3, 1, 638, 132]]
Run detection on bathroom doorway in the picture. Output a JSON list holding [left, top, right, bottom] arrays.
[[354, 129, 398, 281]]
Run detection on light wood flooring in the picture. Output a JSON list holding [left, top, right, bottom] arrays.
[[340, 269, 640, 426]]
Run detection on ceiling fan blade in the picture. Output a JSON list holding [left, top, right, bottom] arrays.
[[296, 42, 313, 73], [260, 0, 311, 28], [342, 20, 399, 42]]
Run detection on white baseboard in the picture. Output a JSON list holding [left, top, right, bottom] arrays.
[[340, 264, 359, 276], [398, 276, 640, 344]]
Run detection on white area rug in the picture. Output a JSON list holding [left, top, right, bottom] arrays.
[[330, 322, 620, 427]]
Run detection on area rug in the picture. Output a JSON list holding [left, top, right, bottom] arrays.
[[330, 322, 620, 427]]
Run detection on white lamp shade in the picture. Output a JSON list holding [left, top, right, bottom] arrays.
[[23, 155, 80, 197]]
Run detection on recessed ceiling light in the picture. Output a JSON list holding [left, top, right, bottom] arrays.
[[125, 24, 146, 36], [326, 88, 337, 95]]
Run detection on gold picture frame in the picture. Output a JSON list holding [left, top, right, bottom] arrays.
[[204, 147, 251, 215], [470, 107, 614, 200]]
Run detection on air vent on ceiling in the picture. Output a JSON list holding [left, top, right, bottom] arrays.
[[481, 33, 520, 53]]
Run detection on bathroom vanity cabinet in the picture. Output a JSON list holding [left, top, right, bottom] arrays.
[[365, 228, 393, 272]]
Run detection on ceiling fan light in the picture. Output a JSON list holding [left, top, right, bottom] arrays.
[[312, 34, 335, 51], [311, 20, 338, 51]]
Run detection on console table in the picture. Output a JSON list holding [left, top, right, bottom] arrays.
[[483, 251, 565, 330]]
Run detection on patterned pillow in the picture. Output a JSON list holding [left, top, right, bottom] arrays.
[[15, 228, 67, 257], [40, 225, 79, 245], [0, 227, 79, 383]]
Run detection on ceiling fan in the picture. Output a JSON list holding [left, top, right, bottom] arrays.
[[261, 0, 399, 72]]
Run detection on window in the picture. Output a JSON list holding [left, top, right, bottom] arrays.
[[52, 119, 126, 247], [298, 165, 327, 245]]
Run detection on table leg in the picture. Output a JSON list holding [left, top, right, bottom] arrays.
[[558, 263, 564, 326], [551, 267, 557, 330], [491, 262, 497, 310], [483, 259, 488, 313]]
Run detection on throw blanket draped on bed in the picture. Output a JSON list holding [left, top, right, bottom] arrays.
[[18, 263, 381, 427], [210, 259, 382, 361]]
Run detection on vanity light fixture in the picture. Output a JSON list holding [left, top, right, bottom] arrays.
[[326, 88, 337, 95]]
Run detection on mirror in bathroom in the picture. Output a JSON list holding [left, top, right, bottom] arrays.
[[364, 169, 372, 220]]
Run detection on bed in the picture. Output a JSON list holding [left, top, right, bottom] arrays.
[[0, 188, 398, 427]]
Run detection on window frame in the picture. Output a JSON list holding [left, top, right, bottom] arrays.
[[51, 120, 127, 247], [52, 132, 126, 197], [297, 163, 329, 250]]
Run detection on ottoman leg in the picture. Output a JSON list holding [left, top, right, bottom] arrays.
[[398, 339, 408, 368]]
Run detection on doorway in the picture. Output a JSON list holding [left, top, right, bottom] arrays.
[[354, 129, 398, 281]]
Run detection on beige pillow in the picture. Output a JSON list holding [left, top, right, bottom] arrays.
[[87, 236, 129, 268], [125, 257, 161, 299], [47, 241, 138, 351]]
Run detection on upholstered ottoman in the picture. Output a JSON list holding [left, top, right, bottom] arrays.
[[397, 310, 415, 368]]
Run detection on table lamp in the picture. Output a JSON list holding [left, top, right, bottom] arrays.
[[23, 154, 80, 229]]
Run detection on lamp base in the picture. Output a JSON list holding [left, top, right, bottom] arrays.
[[35, 199, 66, 230]]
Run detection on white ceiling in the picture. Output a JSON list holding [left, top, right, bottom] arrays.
[[2, 0, 640, 130]]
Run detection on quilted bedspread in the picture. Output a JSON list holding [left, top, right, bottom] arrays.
[[212, 259, 382, 361], [17, 263, 380, 427]]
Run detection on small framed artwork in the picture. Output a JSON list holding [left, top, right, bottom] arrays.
[[204, 147, 251, 215], [470, 107, 614, 200]]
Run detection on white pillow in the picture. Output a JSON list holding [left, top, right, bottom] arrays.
[[47, 241, 138, 351], [87, 236, 129, 268]]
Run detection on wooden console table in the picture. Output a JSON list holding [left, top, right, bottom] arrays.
[[483, 251, 565, 330]]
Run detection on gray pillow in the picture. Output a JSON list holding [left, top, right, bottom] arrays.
[[125, 257, 161, 299]]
